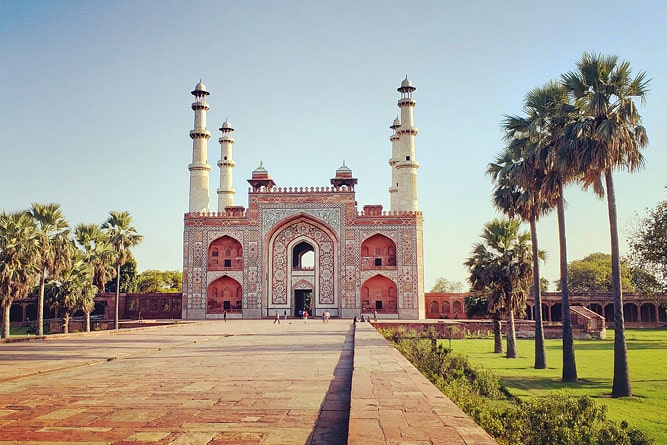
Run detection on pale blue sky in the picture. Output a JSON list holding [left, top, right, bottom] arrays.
[[1, 1, 666, 290]]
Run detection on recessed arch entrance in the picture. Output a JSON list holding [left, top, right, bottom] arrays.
[[207, 276, 242, 314], [267, 215, 338, 317], [361, 274, 397, 314]]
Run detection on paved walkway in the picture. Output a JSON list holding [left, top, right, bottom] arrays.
[[0, 320, 495, 444], [0, 320, 352, 444]]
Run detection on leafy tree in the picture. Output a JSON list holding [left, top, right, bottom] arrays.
[[104, 258, 138, 293], [102, 211, 143, 330], [464, 218, 533, 358], [539, 277, 550, 292], [29, 203, 75, 336], [557, 252, 635, 294], [136, 270, 183, 293], [430, 277, 464, 293], [627, 194, 667, 294], [0, 211, 41, 338], [562, 52, 650, 397]]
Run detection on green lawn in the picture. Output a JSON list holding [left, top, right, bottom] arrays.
[[447, 329, 667, 443]]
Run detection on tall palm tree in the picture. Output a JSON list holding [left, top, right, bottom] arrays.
[[488, 149, 550, 368], [0, 211, 41, 338], [562, 52, 650, 397], [465, 218, 533, 358], [29, 203, 74, 336], [75, 223, 118, 293], [101, 211, 143, 330], [494, 81, 581, 378]]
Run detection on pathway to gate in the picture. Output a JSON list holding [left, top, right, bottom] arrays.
[[0, 319, 495, 444]]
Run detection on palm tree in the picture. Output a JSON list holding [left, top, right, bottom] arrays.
[[101, 211, 143, 330], [75, 223, 118, 293], [562, 53, 650, 397], [44, 257, 96, 334], [0, 211, 41, 338], [493, 81, 580, 378], [465, 218, 533, 358], [29, 203, 74, 336], [488, 150, 549, 368]]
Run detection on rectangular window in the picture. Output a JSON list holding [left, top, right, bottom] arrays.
[[224, 259, 232, 268], [223, 301, 231, 310], [376, 301, 383, 309], [406, 156, 410, 160], [374, 258, 382, 267]]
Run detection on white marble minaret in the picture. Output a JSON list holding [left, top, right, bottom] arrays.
[[388, 77, 419, 212], [188, 81, 212, 213], [217, 119, 236, 211]]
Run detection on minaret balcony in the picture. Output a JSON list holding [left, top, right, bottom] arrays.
[[397, 126, 418, 136], [217, 160, 237, 168], [398, 97, 417, 107], [188, 162, 212, 172], [190, 129, 211, 139], [395, 160, 420, 169], [191, 102, 210, 111]]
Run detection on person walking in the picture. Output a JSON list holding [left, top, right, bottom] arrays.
[[273, 311, 281, 324], [304, 310, 308, 324], [223, 310, 227, 322]]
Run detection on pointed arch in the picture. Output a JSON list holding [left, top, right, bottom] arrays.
[[361, 233, 397, 269], [361, 274, 397, 313], [267, 214, 338, 307], [207, 276, 242, 313], [208, 235, 243, 271]]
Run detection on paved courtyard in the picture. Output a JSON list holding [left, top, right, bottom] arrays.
[[0, 319, 353, 444]]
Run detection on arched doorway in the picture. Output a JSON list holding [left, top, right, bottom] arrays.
[[623, 303, 638, 322], [268, 217, 337, 316], [604, 304, 615, 323]]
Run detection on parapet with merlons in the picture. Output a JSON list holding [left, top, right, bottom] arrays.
[[248, 185, 356, 194], [184, 206, 248, 226], [357, 210, 422, 218]]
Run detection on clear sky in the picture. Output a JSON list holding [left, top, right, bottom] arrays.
[[1, 0, 666, 290]]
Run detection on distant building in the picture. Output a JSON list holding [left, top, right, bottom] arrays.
[[182, 79, 425, 319]]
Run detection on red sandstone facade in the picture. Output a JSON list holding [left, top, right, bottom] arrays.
[[183, 169, 425, 320]]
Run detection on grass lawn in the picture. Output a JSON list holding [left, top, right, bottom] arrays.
[[448, 329, 667, 443]]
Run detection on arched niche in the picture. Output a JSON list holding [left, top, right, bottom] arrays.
[[208, 235, 243, 271], [207, 276, 242, 313], [361, 274, 397, 313], [360, 234, 397, 270]]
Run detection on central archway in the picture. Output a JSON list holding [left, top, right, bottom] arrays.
[[267, 215, 338, 315]]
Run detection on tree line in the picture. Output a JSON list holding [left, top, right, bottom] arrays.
[[465, 52, 651, 398], [0, 204, 143, 338]]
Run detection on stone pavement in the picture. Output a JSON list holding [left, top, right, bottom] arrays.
[[0, 319, 495, 444]]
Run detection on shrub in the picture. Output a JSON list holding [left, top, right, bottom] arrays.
[[380, 329, 653, 445]]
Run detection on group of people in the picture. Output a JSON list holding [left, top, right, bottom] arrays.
[[272, 308, 332, 324], [354, 310, 379, 323]]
